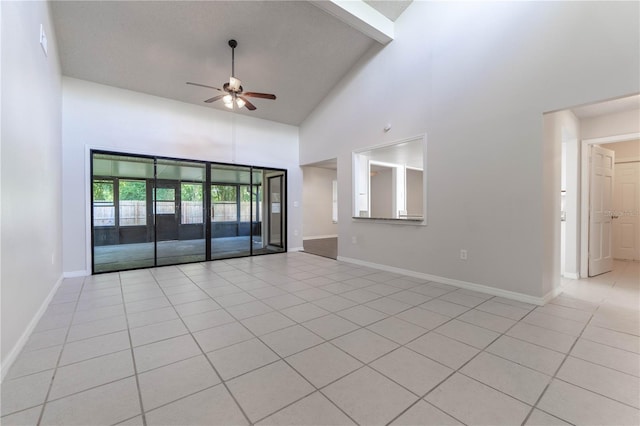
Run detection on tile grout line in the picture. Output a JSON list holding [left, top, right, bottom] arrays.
[[182, 262, 365, 425], [118, 270, 150, 426], [520, 294, 600, 425], [384, 293, 595, 426], [383, 294, 519, 426], [35, 276, 87, 426], [210, 271, 361, 425], [151, 268, 255, 426]]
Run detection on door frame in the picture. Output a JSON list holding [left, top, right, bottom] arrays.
[[580, 132, 640, 277], [266, 173, 285, 248]]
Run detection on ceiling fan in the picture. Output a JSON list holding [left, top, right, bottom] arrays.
[[187, 39, 276, 111]]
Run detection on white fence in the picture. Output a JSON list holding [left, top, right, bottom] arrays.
[[93, 201, 261, 226]]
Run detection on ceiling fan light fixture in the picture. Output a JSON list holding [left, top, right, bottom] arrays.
[[229, 77, 241, 92], [236, 97, 246, 109], [223, 94, 233, 104]]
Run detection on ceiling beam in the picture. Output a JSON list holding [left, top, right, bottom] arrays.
[[310, 0, 394, 44]]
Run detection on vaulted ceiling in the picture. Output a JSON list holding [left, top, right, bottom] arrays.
[[51, 1, 411, 126]]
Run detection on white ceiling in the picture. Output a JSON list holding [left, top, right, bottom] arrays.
[[51, 1, 410, 126]]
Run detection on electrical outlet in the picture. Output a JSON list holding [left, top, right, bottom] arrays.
[[293, 229, 299, 236], [352, 236, 357, 244], [460, 249, 468, 260]]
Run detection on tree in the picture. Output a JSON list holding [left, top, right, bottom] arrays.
[[182, 183, 203, 201], [93, 180, 114, 202], [119, 180, 146, 201], [211, 185, 236, 202]]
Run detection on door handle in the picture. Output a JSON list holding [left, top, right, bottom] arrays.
[[611, 215, 619, 219]]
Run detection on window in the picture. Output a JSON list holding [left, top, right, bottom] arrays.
[[155, 188, 175, 214], [353, 135, 425, 221], [181, 183, 203, 224], [240, 185, 260, 222], [93, 179, 115, 226], [212, 185, 237, 222], [119, 180, 146, 226]]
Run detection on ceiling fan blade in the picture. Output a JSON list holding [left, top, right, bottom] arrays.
[[243, 92, 276, 100], [240, 97, 257, 110], [186, 82, 223, 92], [204, 94, 225, 103]]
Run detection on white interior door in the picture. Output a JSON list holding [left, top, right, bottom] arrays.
[[613, 162, 640, 260], [589, 145, 615, 276]]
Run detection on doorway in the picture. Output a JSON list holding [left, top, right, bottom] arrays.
[[552, 94, 639, 285], [580, 136, 640, 277], [301, 159, 338, 259]]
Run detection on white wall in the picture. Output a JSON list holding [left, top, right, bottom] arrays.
[[581, 109, 640, 140], [302, 166, 337, 238], [607, 140, 640, 161], [1, 1, 63, 377], [300, 1, 639, 300], [62, 77, 302, 274]]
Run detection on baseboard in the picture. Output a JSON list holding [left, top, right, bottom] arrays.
[[63, 270, 89, 278], [288, 247, 304, 252], [337, 256, 545, 306], [1, 273, 65, 382], [303, 235, 338, 241], [562, 272, 580, 279], [543, 280, 569, 304]]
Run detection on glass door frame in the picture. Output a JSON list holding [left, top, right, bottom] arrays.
[[267, 174, 285, 249], [90, 149, 288, 274]]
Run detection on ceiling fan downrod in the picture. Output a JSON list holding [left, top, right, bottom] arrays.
[[229, 39, 237, 78]]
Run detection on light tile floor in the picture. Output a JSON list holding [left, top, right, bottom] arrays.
[[1, 254, 639, 425]]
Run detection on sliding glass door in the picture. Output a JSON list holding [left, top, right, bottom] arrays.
[[92, 153, 155, 272], [91, 151, 287, 273], [210, 165, 252, 259], [156, 159, 206, 266]]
